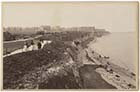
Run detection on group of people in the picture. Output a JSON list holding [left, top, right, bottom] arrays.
[[4, 39, 52, 57], [22, 39, 47, 52]]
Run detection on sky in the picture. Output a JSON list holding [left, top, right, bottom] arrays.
[[2, 2, 138, 32]]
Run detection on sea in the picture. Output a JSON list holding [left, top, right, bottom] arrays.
[[89, 32, 138, 73]]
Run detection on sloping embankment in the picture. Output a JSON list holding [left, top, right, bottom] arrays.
[[3, 40, 81, 89], [3, 32, 136, 89]]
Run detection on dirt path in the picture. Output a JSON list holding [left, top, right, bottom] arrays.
[[3, 35, 45, 58]]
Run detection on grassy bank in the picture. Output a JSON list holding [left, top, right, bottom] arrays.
[[3, 30, 113, 89]]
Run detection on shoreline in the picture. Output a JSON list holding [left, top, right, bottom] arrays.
[[89, 32, 136, 73], [78, 36, 136, 89]]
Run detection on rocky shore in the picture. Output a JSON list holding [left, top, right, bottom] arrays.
[[80, 46, 136, 89], [70, 37, 136, 89]]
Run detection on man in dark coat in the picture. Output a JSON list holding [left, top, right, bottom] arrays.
[[37, 41, 42, 49]]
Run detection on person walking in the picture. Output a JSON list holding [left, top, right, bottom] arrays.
[[40, 40, 44, 49], [37, 40, 42, 49], [31, 40, 38, 50], [23, 42, 28, 52], [28, 40, 34, 51], [40, 40, 47, 49]]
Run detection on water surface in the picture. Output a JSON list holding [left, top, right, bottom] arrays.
[[89, 32, 137, 73]]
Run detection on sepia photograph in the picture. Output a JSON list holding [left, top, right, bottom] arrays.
[[2, 2, 139, 90]]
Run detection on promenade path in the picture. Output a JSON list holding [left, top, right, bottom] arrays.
[[3, 35, 43, 58]]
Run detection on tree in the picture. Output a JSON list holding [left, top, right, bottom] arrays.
[[36, 31, 45, 35], [3, 31, 15, 41]]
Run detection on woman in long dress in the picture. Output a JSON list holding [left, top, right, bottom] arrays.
[[41, 40, 47, 49], [28, 40, 35, 51], [23, 42, 28, 52]]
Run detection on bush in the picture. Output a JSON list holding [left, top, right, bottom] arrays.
[[36, 31, 45, 35], [3, 31, 15, 41]]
